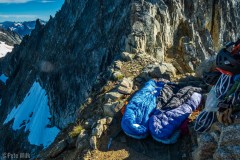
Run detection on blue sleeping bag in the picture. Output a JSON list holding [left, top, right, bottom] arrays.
[[149, 92, 202, 141], [121, 80, 164, 139]]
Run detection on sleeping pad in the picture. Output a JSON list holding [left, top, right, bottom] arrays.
[[149, 92, 202, 143], [121, 80, 165, 139]]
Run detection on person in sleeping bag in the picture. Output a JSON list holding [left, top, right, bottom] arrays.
[[121, 79, 165, 139], [149, 92, 202, 143]]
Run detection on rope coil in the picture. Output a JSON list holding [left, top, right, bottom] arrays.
[[194, 74, 232, 132]]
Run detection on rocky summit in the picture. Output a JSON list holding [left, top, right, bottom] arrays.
[[0, 0, 239, 159]]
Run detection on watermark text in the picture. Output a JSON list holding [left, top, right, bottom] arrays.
[[1, 152, 30, 159]]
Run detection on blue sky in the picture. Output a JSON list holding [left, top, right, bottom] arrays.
[[0, 0, 64, 22]]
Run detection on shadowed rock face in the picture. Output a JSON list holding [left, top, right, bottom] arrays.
[[0, 28, 21, 46], [0, 0, 132, 128], [0, 0, 239, 156]]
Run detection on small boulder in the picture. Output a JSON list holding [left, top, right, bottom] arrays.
[[76, 130, 89, 150], [97, 118, 107, 125], [92, 124, 104, 138], [195, 56, 216, 77], [119, 78, 133, 88], [103, 102, 118, 117], [103, 100, 124, 117], [106, 117, 113, 125], [117, 78, 133, 95], [103, 125, 108, 131], [90, 136, 97, 149], [121, 52, 134, 61], [149, 63, 176, 77], [105, 92, 123, 101], [140, 63, 176, 80], [112, 101, 124, 113], [49, 140, 67, 158], [118, 86, 132, 95]]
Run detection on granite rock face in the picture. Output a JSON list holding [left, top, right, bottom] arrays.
[[193, 123, 240, 160], [0, 0, 239, 156], [192, 132, 217, 160]]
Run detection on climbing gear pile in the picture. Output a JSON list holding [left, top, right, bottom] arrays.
[[196, 38, 240, 132]]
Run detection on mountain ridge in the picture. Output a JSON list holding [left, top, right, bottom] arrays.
[[0, 20, 46, 38], [0, 0, 239, 159]]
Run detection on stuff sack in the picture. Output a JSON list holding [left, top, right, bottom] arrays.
[[194, 87, 219, 132]]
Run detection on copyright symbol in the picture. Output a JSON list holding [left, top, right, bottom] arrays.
[[2, 152, 6, 158]]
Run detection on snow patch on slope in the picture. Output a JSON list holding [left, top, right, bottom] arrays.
[[4, 82, 60, 148], [0, 74, 8, 84], [0, 41, 13, 58]]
